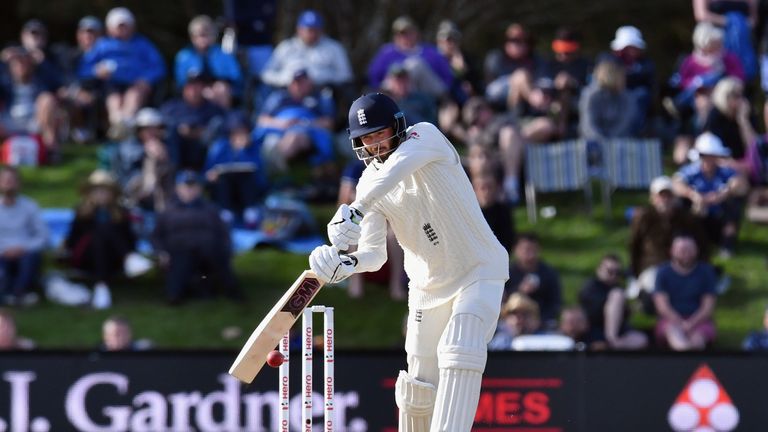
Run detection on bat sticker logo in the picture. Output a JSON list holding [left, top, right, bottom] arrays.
[[282, 278, 322, 317]]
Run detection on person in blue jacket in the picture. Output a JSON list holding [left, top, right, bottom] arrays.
[[79, 7, 165, 131], [204, 111, 268, 225], [174, 15, 243, 109]]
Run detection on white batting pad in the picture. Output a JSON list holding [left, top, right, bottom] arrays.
[[437, 313, 489, 372], [395, 370, 437, 432], [430, 313, 489, 431], [430, 368, 482, 432]]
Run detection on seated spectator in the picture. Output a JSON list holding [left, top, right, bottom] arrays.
[[505, 232, 562, 328], [465, 139, 501, 179], [435, 20, 482, 101], [64, 170, 137, 309], [653, 235, 718, 351], [122, 111, 175, 213], [0, 308, 34, 349], [204, 111, 268, 225], [79, 7, 165, 132], [541, 26, 593, 138], [742, 304, 768, 351], [472, 170, 515, 253], [58, 16, 104, 144], [152, 170, 244, 305], [701, 77, 757, 174], [434, 20, 482, 143], [260, 10, 353, 97], [667, 23, 744, 115], [16, 19, 63, 94], [336, 159, 406, 300], [579, 254, 649, 350], [161, 69, 226, 171], [0, 46, 61, 155], [579, 58, 638, 142], [104, 107, 165, 188], [0, 165, 47, 306], [254, 68, 336, 183], [368, 16, 454, 100], [380, 63, 437, 125], [629, 175, 711, 310], [600, 26, 656, 131], [458, 96, 523, 202], [692, 0, 758, 80], [99, 315, 151, 351], [673, 132, 749, 257], [483, 23, 543, 111], [175, 15, 243, 108], [515, 76, 564, 141], [558, 306, 591, 348], [673, 76, 759, 167], [488, 293, 543, 351]]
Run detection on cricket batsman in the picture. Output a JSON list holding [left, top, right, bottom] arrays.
[[309, 93, 509, 431]]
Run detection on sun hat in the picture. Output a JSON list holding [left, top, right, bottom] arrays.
[[610, 26, 646, 50]]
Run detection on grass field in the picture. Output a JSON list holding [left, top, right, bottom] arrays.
[[11, 145, 768, 350]]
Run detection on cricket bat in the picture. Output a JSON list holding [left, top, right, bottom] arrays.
[[229, 270, 324, 383]]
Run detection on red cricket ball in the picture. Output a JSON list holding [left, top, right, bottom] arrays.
[[266, 350, 285, 368]]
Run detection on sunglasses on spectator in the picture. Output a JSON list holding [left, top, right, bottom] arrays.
[[506, 37, 527, 44], [603, 267, 623, 276]]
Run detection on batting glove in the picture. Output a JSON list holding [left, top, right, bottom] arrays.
[[327, 204, 363, 250], [309, 245, 358, 284]]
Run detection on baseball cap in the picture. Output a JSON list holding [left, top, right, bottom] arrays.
[[610, 26, 646, 51], [649, 176, 673, 195], [292, 67, 309, 81], [22, 19, 47, 34], [78, 16, 103, 32], [175, 170, 202, 185], [225, 110, 251, 132], [392, 16, 417, 34], [185, 68, 213, 84], [297, 10, 324, 29], [106, 7, 135, 29], [436, 20, 461, 41], [386, 62, 408, 77]]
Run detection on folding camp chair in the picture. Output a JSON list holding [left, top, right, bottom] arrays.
[[601, 138, 664, 215], [525, 139, 603, 223]]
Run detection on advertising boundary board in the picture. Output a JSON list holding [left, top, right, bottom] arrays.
[[0, 350, 766, 431]]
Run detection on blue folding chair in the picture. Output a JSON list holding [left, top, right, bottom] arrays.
[[525, 139, 603, 223], [601, 138, 664, 216]]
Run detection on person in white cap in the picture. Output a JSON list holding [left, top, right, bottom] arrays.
[[673, 132, 749, 257], [601, 25, 656, 130], [261, 9, 353, 91], [80, 7, 166, 132], [628, 174, 711, 312]]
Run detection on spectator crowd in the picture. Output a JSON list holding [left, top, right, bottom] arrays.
[[1, 2, 768, 352]]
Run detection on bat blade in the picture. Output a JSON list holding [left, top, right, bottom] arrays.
[[229, 270, 324, 383]]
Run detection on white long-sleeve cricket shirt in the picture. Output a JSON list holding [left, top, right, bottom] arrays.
[[350, 122, 509, 310]]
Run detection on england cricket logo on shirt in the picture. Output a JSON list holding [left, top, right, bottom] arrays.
[[357, 109, 367, 126], [423, 223, 439, 245]]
